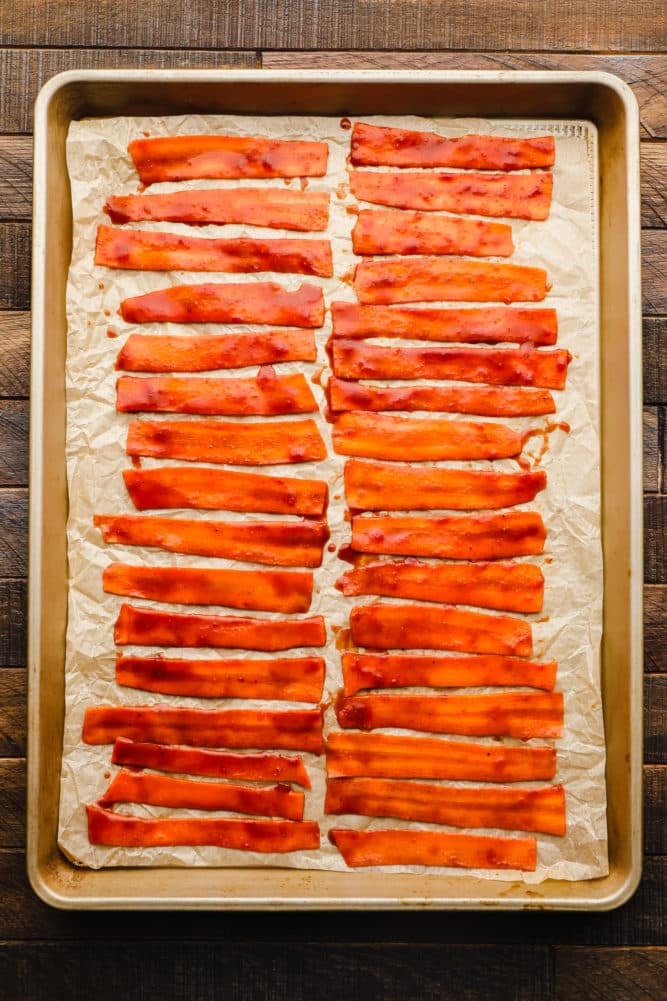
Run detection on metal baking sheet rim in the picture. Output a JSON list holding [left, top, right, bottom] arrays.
[[27, 68, 643, 910]]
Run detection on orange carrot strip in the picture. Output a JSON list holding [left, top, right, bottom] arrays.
[[126, 418, 327, 465], [352, 210, 513, 257], [325, 777, 566, 835], [119, 282, 324, 327], [95, 225, 333, 277], [83, 705, 324, 752], [354, 257, 548, 305], [87, 804, 320, 851], [100, 769, 305, 820], [105, 188, 329, 230], [113, 602, 325, 648], [116, 371, 318, 415], [129, 134, 329, 184], [329, 378, 555, 417], [326, 731, 556, 782], [123, 466, 328, 516], [332, 413, 521, 461], [116, 653, 325, 702], [329, 827, 537, 870], [344, 460, 546, 511], [117, 331, 317, 373], [349, 602, 532, 657], [112, 737, 311, 787], [341, 652, 556, 694], [336, 691, 563, 739]]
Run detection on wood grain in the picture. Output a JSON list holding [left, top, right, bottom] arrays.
[[644, 318, 666, 405], [0, 312, 30, 397], [0, 669, 26, 754], [0, 760, 25, 846], [644, 766, 667, 855], [645, 496, 666, 584], [0, 491, 28, 577], [0, 402, 29, 487], [644, 408, 660, 493], [641, 145, 667, 225], [0, 581, 27, 668], [642, 231, 667, 314], [0, 223, 30, 310], [646, 674, 666, 765], [554, 947, 667, 1001], [645, 585, 666, 672]]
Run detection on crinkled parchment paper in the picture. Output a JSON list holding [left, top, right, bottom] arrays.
[[58, 113, 607, 881]]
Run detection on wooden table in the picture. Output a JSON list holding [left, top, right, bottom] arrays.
[[0, 4, 664, 998]]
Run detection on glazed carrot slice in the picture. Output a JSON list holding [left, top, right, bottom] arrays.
[[100, 769, 305, 820], [337, 561, 545, 613], [328, 378, 555, 417], [123, 466, 328, 517], [329, 827, 537, 870], [332, 341, 570, 390], [112, 737, 312, 787], [351, 511, 546, 560], [326, 731, 556, 782], [349, 603, 532, 657], [332, 413, 521, 461], [116, 653, 325, 702], [117, 331, 317, 373], [105, 188, 330, 230], [116, 371, 318, 415], [119, 282, 325, 327], [336, 692, 563, 739], [113, 602, 325, 649], [350, 123, 555, 170], [87, 804, 320, 851], [344, 460, 546, 511], [350, 170, 553, 221], [325, 777, 566, 835], [95, 225, 333, 277], [352, 210, 514, 257], [83, 705, 324, 752], [354, 257, 548, 305], [126, 418, 327, 465], [128, 134, 328, 184]]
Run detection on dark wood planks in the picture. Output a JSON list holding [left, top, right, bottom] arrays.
[[644, 408, 660, 493], [0, 580, 27, 667], [645, 496, 666, 584], [644, 318, 666, 405], [0, 760, 25, 846], [645, 585, 666, 672], [641, 145, 667, 226], [0, 669, 26, 754], [0, 223, 30, 310], [645, 674, 666, 764], [0, 312, 30, 397], [0, 138, 32, 220], [0, 491, 28, 577], [554, 947, 667, 1001], [0, 402, 29, 487]]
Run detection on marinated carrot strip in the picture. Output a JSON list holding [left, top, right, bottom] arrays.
[[128, 134, 328, 183], [331, 302, 558, 345], [344, 460, 546, 511], [119, 282, 324, 327], [329, 379, 555, 417], [123, 466, 328, 516], [351, 511, 546, 560], [116, 653, 325, 702], [332, 413, 521, 461], [332, 341, 570, 390], [349, 603, 532, 657], [87, 804, 320, 852], [341, 652, 556, 694], [354, 257, 548, 305], [329, 827, 537, 871], [117, 331, 317, 373], [350, 123, 555, 170], [116, 372, 318, 415], [100, 769, 305, 820], [126, 418, 327, 465], [113, 602, 325, 648], [95, 225, 333, 277], [336, 692, 563, 739], [352, 210, 513, 257], [112, 737, 312, 787], [337, 561, 545, 613], [326, 731, 557, 782], [83, 705, 324, 752], [325, 777, 566, 835], [105, 188, 330, 230], [350, 170, 553, 221]]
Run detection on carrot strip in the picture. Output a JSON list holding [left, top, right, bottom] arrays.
[[113, 602, 325, 649], [344, 460, 546, 511], [83, 705, 324, 752], [354, 257, 548, 305], [337, 561, 545, 613], [123, 466, 328, 516], [95, 225, 333, 277], [329, 827, 537, 870], [116, 331, 317, 373], [328, 378, 555, 417], [341, 652, 556, 694], [325, 777, 566, 835], [352, 210, 514, 257], [349, 603, 532, 657], [326, 731, 556, 782], [105, 188, 330, 230], [351, 511, 546, 560], [128, 134, 328, 184], [116, 371, 318, 415], [332, 413, 521, 461], [119, 282, 324, 327], [350, 123, 555, 170], [100, 769, 305, 820], [112, 737, 311, 787], [336, 692, 563, 739], [116, 653, 325, 702], [126, 418, 327, 465]]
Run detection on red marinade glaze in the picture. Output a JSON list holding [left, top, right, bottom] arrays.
[[352, 210, 514, 257], [329, 827, 537, 871], [116, 331, 318, 373], [116, 371, 319, 416]]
